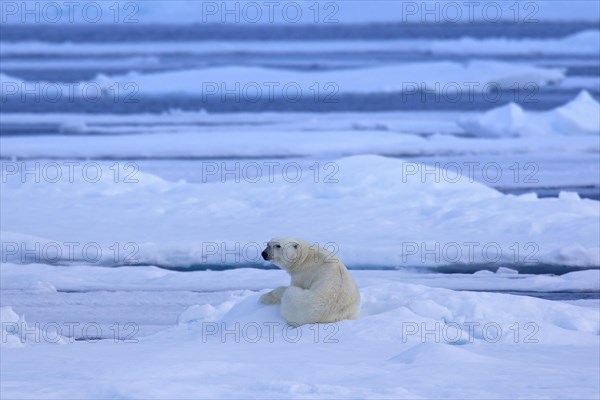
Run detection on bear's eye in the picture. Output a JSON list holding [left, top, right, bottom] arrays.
[[274, 244, 281, 249]]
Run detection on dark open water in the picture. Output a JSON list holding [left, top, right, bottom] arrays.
[[1, 22, 598, 113]]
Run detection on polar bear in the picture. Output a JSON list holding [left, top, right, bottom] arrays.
[[259, 237, 360, 326]]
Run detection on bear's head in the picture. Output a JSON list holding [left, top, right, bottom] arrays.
[[261, 237, 304, 271]]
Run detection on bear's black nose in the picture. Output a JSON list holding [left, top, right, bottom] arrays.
[[261, 251, 268, 260]]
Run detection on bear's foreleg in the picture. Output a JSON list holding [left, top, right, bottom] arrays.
[[260, 286, 288, 304]]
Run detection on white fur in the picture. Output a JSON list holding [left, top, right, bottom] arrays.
[[260, 237, 360, 326]]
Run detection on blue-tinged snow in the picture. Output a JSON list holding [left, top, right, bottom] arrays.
[[1, 91, 597, 159], [459, 90, 600, 137], [1, 2, 599, 398], [2, 264, 599, 398], [1, 155, 598, 268], [0, 60, 565, 96]]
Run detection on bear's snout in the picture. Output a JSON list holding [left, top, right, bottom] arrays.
[[261, 250, 269, 260]]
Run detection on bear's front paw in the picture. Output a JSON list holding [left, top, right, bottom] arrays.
[[260, 286, 287, 304], [259, 293, 276, 304]]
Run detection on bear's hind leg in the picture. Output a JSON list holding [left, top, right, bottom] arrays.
[[280, 286, 321, 326]]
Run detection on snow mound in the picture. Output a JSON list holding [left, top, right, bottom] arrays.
[[174, 281, 600, 347], [1, 155, 598, 268], [1, 307, 26, 348], [459, 102, 527, 137], [1, 306, 64, 348], [2, 270, 599, 399], [389, 342, 490, 364], [459, 91, 600, 137], [0, 73, 24, 94], [177, 301, 237, 325], [496, 267, 518, 275], [552, 90, 600, 135]]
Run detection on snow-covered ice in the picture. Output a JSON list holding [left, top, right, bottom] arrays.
[[1, 155, 598, 268], [2, 2, 599, 398], [0, 61, 565, 96], [1, 264, 599, 399], [2, 92, 598, 161], [3, 125, 598, 159], [2, 30, 598, 57]]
